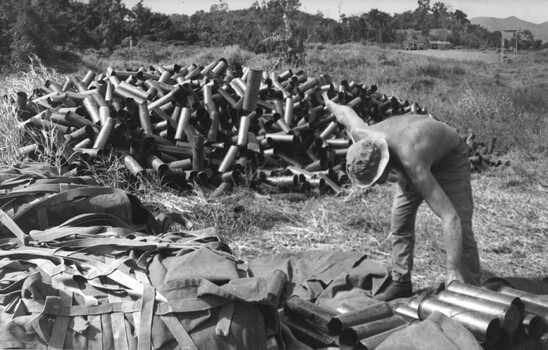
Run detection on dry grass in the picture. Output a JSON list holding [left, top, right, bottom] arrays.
[[175, 158, 547, 290], [0, 46, 546, 291], [0, 100, 20, 164], [0, 58, 64, 165]]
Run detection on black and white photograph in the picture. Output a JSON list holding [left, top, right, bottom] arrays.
[[0, 1, 546, 349]]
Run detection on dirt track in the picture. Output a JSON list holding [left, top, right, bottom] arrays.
[[399, 49, 501, 63]]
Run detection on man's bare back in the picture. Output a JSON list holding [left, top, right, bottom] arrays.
[[353, 114, 462, 173]]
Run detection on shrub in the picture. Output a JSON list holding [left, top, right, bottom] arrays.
[[509, 86, 548, 114]]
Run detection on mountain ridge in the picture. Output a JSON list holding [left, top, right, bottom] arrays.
[[471, 16, 548, 43]]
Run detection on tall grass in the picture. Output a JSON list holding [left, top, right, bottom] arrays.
[[303, 44, 548, 156], [0, 58, 63, 165], [0, 98, 20, 164], [78, 43, 258, 75]]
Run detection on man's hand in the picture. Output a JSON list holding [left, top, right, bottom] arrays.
[[322, 93, 367, 131], [322, 93, 340, 121]]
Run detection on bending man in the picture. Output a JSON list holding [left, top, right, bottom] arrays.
[[325, 96, 481, 301]]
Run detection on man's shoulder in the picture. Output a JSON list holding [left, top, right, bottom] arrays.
[[372, 115, 430, 132], [376, 116, 457, 141], [378, 117, 460, 168]]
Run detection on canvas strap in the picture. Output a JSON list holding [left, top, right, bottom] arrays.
[[107, 289, 130, 350], [12, 187, 132, 227], [30, 225, 106, 242], [138, 283, 155, 350], [0, 207, 28, 244], [58, 212, 134, 230], [26, 293, 228, 317], [47, 276, 73, 350], [0, 183, 78, 197], [0, 248, 144, 298], [216, 302, 235, 337], [103, 257, 131, 350], [160, 314, 199, 350], [100, 312, 115, 350]]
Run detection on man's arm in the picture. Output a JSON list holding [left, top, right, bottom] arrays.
[[323, 94, 368, 139], [404, 163, 464, 283]]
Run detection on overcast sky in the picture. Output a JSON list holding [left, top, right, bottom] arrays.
[[121, 0, 547, 24]]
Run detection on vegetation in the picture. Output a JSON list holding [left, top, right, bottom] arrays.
[[1, 42, 547, 289], [0, 0, 546, 72]]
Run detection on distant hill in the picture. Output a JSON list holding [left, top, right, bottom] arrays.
[[471, 16, 548, 43]]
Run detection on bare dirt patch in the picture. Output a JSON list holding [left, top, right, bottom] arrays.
[[399, 49, 500, 63]]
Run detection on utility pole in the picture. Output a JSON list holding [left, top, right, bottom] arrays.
[[500, 31, 504, 62], [500, 29, 518, 63]]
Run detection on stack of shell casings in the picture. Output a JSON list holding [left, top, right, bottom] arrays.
[[464, 132, 508, 172], [282, 295, 415, 349], [395, 280, 547, 349], [13, 59, 435, 197]]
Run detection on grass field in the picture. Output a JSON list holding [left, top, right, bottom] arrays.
[[401, 48, 500, 63], [1, 44, 547, 291]]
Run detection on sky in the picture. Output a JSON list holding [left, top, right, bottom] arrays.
[[121, 0, 548, 24]]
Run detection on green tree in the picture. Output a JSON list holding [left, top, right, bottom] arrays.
[[8, 0, 54, 68], [391, 11, 415, 30], [417, 0, 431, 11], [453, 9, 469, 26], [86, 0, 128, 50], [129, 0, 154, 39], [170, 14, 198, 44], [0, 1, 14, 68], [101, 0, 127, 49], [415, 0, 432, 35], [210, 0, 229, 12], [258, 0, 301, 34], [366, 9, 393, 44], [518, 30, 536, 50], [62, 1, 95, 49], [431, 2, 448, 28]]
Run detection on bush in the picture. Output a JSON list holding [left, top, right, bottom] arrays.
[[509, 86, 548, 113], [222, 46, 254, 67]]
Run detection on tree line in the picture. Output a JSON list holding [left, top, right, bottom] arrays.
[[0, 0, 544, 70]]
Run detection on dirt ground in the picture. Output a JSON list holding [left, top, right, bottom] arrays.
[[399, 48, 501, 63], [398, 48, 548, 90]]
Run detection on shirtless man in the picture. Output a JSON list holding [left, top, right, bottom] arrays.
[[324, 95, 481, 301]]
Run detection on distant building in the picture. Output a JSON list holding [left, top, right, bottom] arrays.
[[396, 29, 453, 50], [429, 41, 452, 50]]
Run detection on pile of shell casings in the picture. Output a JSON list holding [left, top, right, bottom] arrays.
[[12, 58, 500, 197]]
